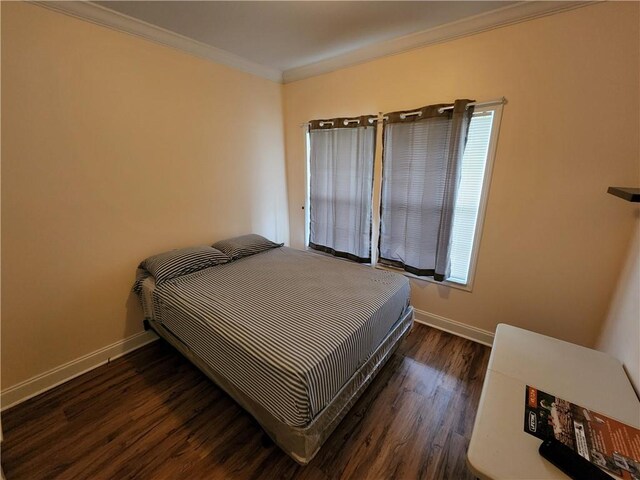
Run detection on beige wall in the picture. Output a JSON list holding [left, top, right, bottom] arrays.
[[2, 1, 639, 394], [597, 214, 640, 396], [283, 2, 640, 347], [1, 3, 288, 389]]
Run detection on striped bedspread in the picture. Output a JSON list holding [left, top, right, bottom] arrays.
[[145, 247, 410, 427]]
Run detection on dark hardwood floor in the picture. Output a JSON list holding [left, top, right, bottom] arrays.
[[2, 323, 490, 480]]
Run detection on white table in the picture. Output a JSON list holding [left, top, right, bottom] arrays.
[[467, 324, 640, 480]]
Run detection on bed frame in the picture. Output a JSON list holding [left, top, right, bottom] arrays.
[[145, 305, 414, 465]]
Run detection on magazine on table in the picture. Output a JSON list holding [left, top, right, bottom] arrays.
[[524, 385, 640, 480]]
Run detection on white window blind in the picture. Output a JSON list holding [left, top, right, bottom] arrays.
[[447, 110, 495, 284]]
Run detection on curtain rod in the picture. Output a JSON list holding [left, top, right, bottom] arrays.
[[438, 96, 507, 113], [299, 97, 507, 127]]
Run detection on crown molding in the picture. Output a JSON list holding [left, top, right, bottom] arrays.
[[32, 1, 284, 83], [32, 1, 594, 86], [282, 1, 593, 83]]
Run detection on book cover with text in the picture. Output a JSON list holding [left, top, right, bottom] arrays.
[[524, 385, 640, 479]]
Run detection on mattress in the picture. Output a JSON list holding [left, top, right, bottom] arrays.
[[147, 305, 413, 464], [143, 246, 410, 428]]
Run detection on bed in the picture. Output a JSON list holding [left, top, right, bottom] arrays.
[[135, 238, 413, 464]]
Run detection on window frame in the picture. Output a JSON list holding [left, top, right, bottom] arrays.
[[304, 103, 503, 292], [304, 129, 311, 248], [452, 103, 503, 290]]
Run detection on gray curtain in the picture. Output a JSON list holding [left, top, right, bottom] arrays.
[[379, 100, 474, 280], [309, 115, 376, 262]]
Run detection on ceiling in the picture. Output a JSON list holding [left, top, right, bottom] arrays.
[[96, 1, 514, 71], [43, 1, 587, 82]]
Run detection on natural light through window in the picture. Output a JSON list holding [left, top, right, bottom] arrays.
[[304, 103, 502, 289], [447, 110, 495, 284]]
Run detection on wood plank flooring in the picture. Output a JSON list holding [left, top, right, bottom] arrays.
[[2, 323, 490, 480]]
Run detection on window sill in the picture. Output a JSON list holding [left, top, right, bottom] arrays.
[[304, 247, 474, 292], [374, 264, 473, 292], [304, 246, 373, 265]]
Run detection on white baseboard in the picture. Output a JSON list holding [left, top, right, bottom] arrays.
[[414, 309, 494, 347], [1, 312, 489, 410], [1, 330, 158, 411]]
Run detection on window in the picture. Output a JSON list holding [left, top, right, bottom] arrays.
[[305, 102, 502, 289], [306, 116, 376, 262], [447, 107, 500, 285]]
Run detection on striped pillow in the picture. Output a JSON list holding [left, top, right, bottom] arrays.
[[139, 246, 230, 286], [212, 234, 283, 260]]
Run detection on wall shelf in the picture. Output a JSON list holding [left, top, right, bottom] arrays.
[[607, 187, 640, 202]]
